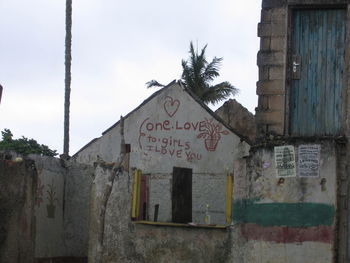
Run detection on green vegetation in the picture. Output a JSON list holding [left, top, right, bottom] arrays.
[[147, 41, 238, 105], [0, 129, 58, 157]]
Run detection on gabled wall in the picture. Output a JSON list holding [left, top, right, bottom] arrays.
[[75, 83, 250, 224], [75, 83, 249, 170]]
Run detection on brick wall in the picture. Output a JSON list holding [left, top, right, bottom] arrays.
[[256, 2, 288, 138]]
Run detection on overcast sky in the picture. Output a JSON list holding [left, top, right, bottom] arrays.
[[0, 0, 261, 155]]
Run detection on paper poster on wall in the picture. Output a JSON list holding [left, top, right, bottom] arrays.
[[274, 145, 296, 177], [298, 144, 320, 177]]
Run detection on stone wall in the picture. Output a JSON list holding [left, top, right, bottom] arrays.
[[215, 99, 256, 142]]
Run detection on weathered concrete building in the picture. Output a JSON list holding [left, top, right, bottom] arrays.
[[73, 81, 253, 262], [251, 0, 350, 262], [85, 0, 350, 261], [76, 0, 350, 260], [75, 81, 251, 225], [4, 1, 350, 262]]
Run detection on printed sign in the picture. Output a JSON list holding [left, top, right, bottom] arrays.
[[274, 145, 296, 177], [298, 144, 320, 177]]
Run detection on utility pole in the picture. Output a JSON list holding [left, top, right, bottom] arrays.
[[63, 0, 72, 158]]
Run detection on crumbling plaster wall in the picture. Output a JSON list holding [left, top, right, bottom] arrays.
[[0, 151, 94, 263], [30, 155, 94, 261], [89, 163, 247, 263], [233, 140, 337, 263], [63, 161, 94, 257], [30, 155, 94, 260], [0, 153, 37, 263], [31, 155, 66, 258], [88, 140, 340, 263]]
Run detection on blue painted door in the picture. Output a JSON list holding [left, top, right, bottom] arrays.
[[290, 9, 346, 136]]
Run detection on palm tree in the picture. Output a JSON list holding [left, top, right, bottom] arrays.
[[63, 0, 72, 158], [146, 41, 238, 105]]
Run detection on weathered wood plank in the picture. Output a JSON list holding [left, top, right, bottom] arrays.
[[290, 9, 346, 136]]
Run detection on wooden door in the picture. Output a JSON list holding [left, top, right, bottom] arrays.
[[290, 9, 346, 136], [172, 167, 192, 223], [138, 175, 148, 220]]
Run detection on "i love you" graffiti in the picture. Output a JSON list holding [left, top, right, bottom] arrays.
[[138, 96, 229, 162]]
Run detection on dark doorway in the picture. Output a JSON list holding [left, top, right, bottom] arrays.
[[172, 167, 192, 223]]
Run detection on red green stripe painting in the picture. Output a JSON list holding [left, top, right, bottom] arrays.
[[233, 200, 335, 243]]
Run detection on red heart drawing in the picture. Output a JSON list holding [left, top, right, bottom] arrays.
[[164, 96, 180, 118]]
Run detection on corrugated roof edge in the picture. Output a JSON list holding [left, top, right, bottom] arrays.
[[72, 80, 252, 158]]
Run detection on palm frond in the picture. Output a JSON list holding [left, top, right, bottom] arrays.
[[182, 41, 210, 96], [181, 60, 193, 87], [201, 82, 238, 105], [146, 80, 165, 89], [175, 41, 239, 104], [202, 57, 222, 83]]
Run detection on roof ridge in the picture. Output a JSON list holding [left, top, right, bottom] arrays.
[[73, 80, 251, 157]]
